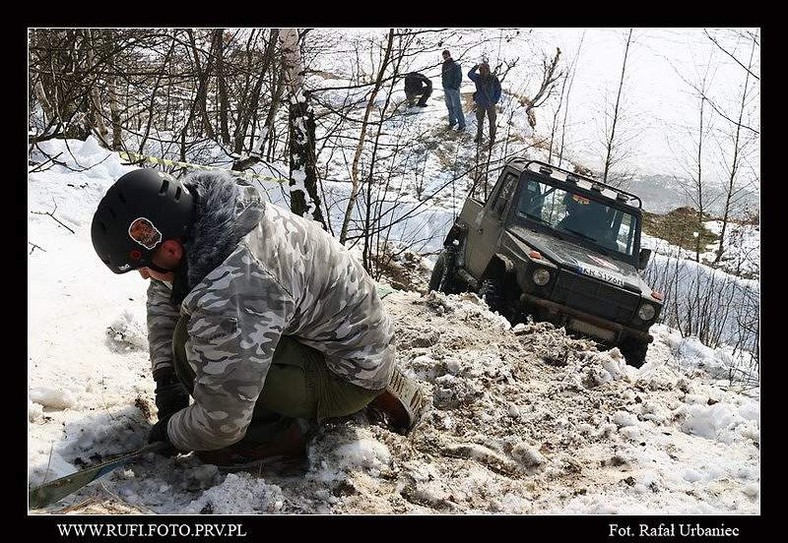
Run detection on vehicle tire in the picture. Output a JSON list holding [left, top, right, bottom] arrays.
[[619, 338, 648, 368], [429, 250, 456, 293], [479, 275, 506, 316]]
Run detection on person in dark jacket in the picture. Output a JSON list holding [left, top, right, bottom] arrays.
[[441, 50, 465, 130], [468, 62, 502, 144], [404, 72, 432, 107], [90, 168, 420, 468]]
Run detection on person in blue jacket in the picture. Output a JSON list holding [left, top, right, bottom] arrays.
[[441, 50, 465, 131], [468, 62, 502, 144]]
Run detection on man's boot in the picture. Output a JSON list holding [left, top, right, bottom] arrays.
[[367, 366, 428, 435], [196, 421, 307, 470]]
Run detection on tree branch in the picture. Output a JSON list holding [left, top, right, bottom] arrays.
[[29, 242, 47, 255], [31, 200, 75, 234], [704, 29, 760, 81]]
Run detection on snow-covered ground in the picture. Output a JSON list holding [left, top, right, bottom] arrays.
[[28, 140, 760, 526]]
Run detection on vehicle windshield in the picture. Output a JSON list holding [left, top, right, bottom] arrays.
[[514, 178, 640, 257]]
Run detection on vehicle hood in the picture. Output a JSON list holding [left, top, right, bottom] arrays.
[[507, 225, 646, 294]]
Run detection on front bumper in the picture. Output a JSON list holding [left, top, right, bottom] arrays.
[[520, 292, 653, 344]]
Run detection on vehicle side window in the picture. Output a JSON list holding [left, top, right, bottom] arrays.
[[615, 212, 636, 254], [492, 173, 518, 218], [517, 180, 542, 217]]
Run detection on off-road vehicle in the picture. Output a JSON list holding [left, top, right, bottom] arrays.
[[429, 159, 663, 367]]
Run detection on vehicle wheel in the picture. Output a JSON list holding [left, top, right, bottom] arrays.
[[429, 250, 456, 293], [479, 276, 506, 316], [619, 338, 648, 368]]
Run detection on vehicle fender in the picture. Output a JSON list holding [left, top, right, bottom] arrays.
[[444, 222, 467, 246], [483, 253, 515, 279]]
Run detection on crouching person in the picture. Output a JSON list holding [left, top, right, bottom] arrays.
[[91, 168, 406, 468]]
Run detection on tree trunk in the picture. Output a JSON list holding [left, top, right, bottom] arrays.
[[279, 28, 326, 227], [694, 94, 706, 263], [139, 34, 177, 154], [340, 28, 395, 244], [85, 30, 109, 147], [555, 31, 584, 167], [261, 68, 286, 161], [187, 29, 216, 140], [232, 29, 275, 157], [34, 80, 54, 125], [107, 75, 122, 151], [214, 29, 231, 145], [602, 28, 632, 184]]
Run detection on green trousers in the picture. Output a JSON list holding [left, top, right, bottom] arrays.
[[172, 315, 381, 446]]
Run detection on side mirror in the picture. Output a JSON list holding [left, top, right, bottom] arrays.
[[638, 248, 652, 270]]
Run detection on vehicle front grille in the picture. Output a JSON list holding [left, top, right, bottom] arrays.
[[553, 271, 638, 322]]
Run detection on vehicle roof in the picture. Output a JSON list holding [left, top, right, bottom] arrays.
[[508, 159, 643, 210]]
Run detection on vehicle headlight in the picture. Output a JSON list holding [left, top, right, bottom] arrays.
[[637, 303, 656, 321], [532, 268, 551, 286]]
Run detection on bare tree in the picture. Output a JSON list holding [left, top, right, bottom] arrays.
[[214, 29, 231, 146], [712, 30, 760, 265], [338, 29, 396, 245], [29, 29, 101, 143], [137, 33, 179, 155], [601, 28, 634, 186], [279, 28, 326, 227], [510, 47, 562, 130], [645, 250, 757, 373], [549, 31, 585, 166], [670, 44, 720, 263]]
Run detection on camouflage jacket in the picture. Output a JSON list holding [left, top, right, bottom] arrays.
[[146, 171, 395, 451]]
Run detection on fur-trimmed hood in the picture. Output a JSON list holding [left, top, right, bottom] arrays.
[[171, 171, 264, 303]]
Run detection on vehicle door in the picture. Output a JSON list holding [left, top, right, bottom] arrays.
[[466, 170, 519, 277]]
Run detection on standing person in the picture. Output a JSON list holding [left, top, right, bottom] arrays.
[[404, 72, 432, 107], [441, 49, 465, 131], [468, 62, 502, 144], [90, 168, 420, 468]]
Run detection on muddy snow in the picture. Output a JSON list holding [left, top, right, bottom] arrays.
[[28, 286, 759, 515]]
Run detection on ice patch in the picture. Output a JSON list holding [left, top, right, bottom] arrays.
[[679, 403, 741, 443], [182, 473, 285, 514], [107, 310, 148, 352], [333, 439, 391, 472], [613, 410, 639, 427], [29, 399, 44, 422], [30, 386, 76, 410]]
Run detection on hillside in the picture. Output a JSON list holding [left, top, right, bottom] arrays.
[[29, 284, 759, 515]]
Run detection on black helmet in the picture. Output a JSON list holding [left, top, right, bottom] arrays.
[[91, 168, 194, 274]]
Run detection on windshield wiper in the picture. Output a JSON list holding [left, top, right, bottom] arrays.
[[522, 214, 549, 226], [562, 226, 596, 241], [562, 228, 612, 256]]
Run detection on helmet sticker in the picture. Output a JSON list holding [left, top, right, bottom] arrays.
[[128, 217, 162, 250], [572, 194, 590, 205]]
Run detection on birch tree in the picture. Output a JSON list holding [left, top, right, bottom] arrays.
[[279, 28, 326, 227]]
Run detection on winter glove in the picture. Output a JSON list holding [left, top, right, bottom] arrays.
[[148, 415, 178, 457], [153, 370, 190, 421]]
